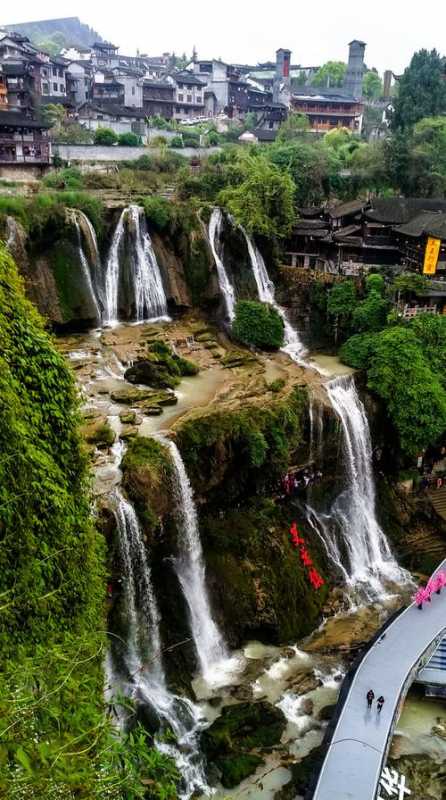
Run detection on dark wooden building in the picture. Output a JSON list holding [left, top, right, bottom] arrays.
[[142, 80, 174, 119], [0, 110, 51, 163]]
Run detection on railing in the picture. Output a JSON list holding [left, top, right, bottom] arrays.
[[403, 304, 439, 319]]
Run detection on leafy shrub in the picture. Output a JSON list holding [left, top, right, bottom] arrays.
[[232, 300, 285, 350], [208, 130, 220, 146], [42, 166, 84, 190], [143, 196, 172, 230], [169, 135, 184, 148], [339, 332, 377, 369], [118, 131, 142, 146], [94, 127, 118, 146], [150, 135, 168, 147], [268, 378, 286, 393], [182, 131, 200, 148]]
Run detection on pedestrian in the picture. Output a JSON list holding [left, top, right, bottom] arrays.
[[377, 696, 384, 713], [366, 689, 374, 708]]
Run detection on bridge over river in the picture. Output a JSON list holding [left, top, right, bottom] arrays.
[[310, 560, 446, 800]]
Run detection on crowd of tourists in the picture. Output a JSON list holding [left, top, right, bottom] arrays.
[[412, 572, 446, 609], [281, 467, 323, 497]]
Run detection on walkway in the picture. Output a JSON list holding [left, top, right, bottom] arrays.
[[429, 485, 446, 521], [311, 560, 446, 800]]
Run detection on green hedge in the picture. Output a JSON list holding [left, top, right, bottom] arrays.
[[232, 300, 285, 350]]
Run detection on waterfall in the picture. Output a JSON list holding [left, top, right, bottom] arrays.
[[109, 491, 210, 799], [307, 376, 404, 596], [104, 208, 125, 324], [104, 205, 169, 325], [208, 207, 236, 322], [242, 228, 306, 362], [72, 214, 101, 322], [159, 436, 230, 681]]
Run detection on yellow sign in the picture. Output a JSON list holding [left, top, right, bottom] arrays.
[[423, 236, 441, 275]]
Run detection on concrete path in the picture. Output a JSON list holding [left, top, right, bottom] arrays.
[[312, 560, 446, 800]]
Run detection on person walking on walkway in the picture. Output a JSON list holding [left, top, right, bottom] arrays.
[[366, 689, 374, 709], [377, 696, 385, 713]]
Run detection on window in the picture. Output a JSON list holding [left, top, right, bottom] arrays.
[[60, 84, 65, 93], [42, 83, 49, 95], [53, 82, 58, 92], [52, 66, 57, 76], [187, 94, 192, 103], [178, 93, 184, 102], [196, 94, 202, 103], [178, 82, 183, 89], [42, 68, 48, 77], [132, 86, 135, 95], [59, 68, 64, 78]]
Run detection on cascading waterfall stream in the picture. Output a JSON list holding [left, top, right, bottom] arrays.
[[306, 376, 405, 597], [72, 214, 101, 321], [241, 228, 307, 362], [109, 489, 211, 799], [208, 207, 236, 322], [158, 436, 237, 685], [104, 205, 169, 325]]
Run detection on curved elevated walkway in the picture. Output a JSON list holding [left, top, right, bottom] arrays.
[[311, 560, 446, 800]]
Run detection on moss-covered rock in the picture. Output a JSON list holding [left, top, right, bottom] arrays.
[[201, 702, 286, 788], [81, 417, 115, 448], [121, 436, 173, 529], [124, 341, 199, 388]]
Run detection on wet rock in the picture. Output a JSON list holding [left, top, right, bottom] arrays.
[[318, 703, 336, 722], [142, 406, 164, 416], [288, 673, 321, 695], [221, 350, 258, 369], [124, 359, 180, 390], [201, 702, 287, 789], [229, 683, 254, 702], [111, 387, 169, 405], [119, 411, 138, 425], [120, 426, 139, 441], [81, 417, 115, 448], [301, 699, 314, 716]]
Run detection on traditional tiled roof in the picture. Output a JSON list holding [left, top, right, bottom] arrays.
[[253, 128, 277, 141], [395, 211, 446, 240], [174, 71, 206, 86], [295, 219, 327, 230], [0, 110, 50, 128], [78, 102, 146, 119], [328, 199, 367, 219], [367, 198, 446, 225]]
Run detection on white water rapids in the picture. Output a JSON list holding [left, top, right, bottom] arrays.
[[158, 437, 240, 687], [104, 205, 169, 325], [306, 376, 405, 597], [208, 207, 236, 322], [109, 491, 211, 800]]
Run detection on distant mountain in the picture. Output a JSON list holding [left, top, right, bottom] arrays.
[[3, 17, 104, 53]]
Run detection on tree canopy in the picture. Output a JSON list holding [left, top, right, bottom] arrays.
[[391, 49, 446, 131], [312, 61, 346, 88]]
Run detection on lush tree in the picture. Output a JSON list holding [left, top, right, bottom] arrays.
[[40, 103, 66, 131], [367, 326, 446, 456], [232, 300, 285, 349], [94, 127, 118, 146], [363, 70, 383, 99], [269, 140, 338, 205], [276, 113, 310, 142], [339, 332, 378, 369], [53, 121, 94, 144], [118, 131, 142, 146], [409, 314, 446, 382], [408, 116, 446, 196], [327, 279, 357, 341], [218, 154, 295, 237], [312, 61, 347, 89], [352, 287, 389, 333], [244, 111, 259, 131], [391, 49, 446, 131], [350, 141, 388, 193]]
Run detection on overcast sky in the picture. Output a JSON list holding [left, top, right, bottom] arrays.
[[2, 0, 446, 74]]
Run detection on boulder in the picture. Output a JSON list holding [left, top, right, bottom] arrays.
[[120, 426, 139, 441], [201, 702, 287, 788], [111, 387, 168, 405], [124, 359, 180, 390], [81, 417, 115, 448]]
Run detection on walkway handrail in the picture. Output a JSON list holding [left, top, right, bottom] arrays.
[[307, 559, 446, 800]]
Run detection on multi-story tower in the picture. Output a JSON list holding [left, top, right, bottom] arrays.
[[344, 40, 366, 100]]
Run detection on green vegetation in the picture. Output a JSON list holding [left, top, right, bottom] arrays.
[[392, 49, 446, 131], [312, 61, 346, 88], [0, 244, 180, 797], [42, 166, 84, 190], [363, 70, 383, 99], [118, 132, 142, 147], [201, 702, 285, 788], [94, 127, 118, 146], [0, 192, 105, 239], [232, 300, 285, 350], [143, 196, 173, 230], [218, 154, 295, 237]]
